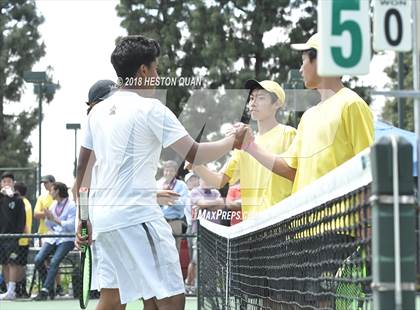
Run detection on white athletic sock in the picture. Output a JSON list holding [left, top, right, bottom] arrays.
[[7, 282, 16, 294]]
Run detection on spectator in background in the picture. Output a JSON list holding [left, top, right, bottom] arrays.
[[0, 172, 26, 300], [185, 172, 200, 191], [13, 182, 32, 298], [157, 160, 189, 252], [34, 175, 55, 236], [33, 174, 66, 295], [190, 177, 225, 225], [184, 172, 199, 294], [184, 172, 200, 236], [187, 177, 224, 294], [33, 182, 76, 301]]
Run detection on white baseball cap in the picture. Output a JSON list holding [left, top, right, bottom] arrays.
[[291, 33, 320, 51]]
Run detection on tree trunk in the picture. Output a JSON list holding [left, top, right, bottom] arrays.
[[0, 28, 5, 142]]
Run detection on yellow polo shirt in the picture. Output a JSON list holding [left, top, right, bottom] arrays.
[[224, 124, 296, 219], [283, 88, 373, 237], [284, 87, 374, 193], [34, 193, 54, 234], [18, 197, 33, 246]]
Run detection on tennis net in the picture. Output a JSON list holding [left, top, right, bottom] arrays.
[[198, 150, 374, 310]]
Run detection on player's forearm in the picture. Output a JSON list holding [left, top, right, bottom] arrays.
[[188, 136, 235, 165], [193, 165, 228, 188], [246, 142, 296, 181], [171, 135, 235, 166], [196, 198, 225, 209], [33, 211, 45, 220], [75, 147, 92, 195]]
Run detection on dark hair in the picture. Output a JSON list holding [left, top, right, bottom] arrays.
[[14, 182, 27, 196], [1, 171, 14, 181], [303, 48, 317, 63], [52, 182, 69, 199], [111, 35, 160, 80]]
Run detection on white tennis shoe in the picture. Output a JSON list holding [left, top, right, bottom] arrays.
[[0, 291, 16, 300]]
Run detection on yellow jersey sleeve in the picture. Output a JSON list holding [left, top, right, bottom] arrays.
[[343, 100, 374, 154], [34, 196, 43, 213], [223, 150, 241, 185], [283, 127, 297, 151], [19, 198, 33, 246], [24, 199, 32, 233], [282, 126, 300, 169]]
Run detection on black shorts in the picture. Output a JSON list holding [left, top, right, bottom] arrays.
[[0, 240, 19, 265], [14, 246, 29, 265]]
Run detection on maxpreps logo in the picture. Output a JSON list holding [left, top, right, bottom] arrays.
[[196, 209, 242, 221]]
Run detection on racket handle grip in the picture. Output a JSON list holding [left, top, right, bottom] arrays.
[[79, 188, 89, 221]]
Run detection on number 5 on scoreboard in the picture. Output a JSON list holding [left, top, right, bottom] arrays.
[[318, 0, 371, 76]]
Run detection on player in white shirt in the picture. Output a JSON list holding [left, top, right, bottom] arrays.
[[75, 35, 246, 310]]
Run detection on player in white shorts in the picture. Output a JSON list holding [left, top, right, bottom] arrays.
[[75, 35, 246, 310]]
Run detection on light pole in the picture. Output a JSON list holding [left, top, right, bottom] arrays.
[[66, 123, 81, 178], [23, 71, 59, 195]]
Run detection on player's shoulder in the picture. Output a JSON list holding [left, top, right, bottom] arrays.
[[11, 193, 24, 204], [37, 193, 49, 202], [102, 90, 161, 110], [299, 105, 318, 122], [338, 88, 368, 107]]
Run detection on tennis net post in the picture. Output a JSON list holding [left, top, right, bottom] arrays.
[[371, 136, 416, 310]]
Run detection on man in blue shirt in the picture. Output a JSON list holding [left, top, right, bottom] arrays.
[[33, 182, 76, 301]]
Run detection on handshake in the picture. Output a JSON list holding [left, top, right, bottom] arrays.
[[226, 122, 254, 150]]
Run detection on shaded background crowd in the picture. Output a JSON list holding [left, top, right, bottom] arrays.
[[0, 160, 243, 300]]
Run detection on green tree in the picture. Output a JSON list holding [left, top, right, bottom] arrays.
[[381, 53, 414, 130], [115, 0, 321, 167], [0, 0, 53, 167], [116, 0, 189, 115], [116, 0, 318, 125]]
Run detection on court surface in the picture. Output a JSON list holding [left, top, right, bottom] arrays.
[[0, 296, 198, 310]]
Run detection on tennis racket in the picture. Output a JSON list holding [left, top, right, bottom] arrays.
[[335, 246, 367, 310], [79, 187, 92, 309]]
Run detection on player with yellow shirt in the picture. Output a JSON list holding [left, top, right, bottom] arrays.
[[33, 175, 55, 235], [189, 80, 296, 220], [243, 33, 373, 192], [240, 33, 373, 308]]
